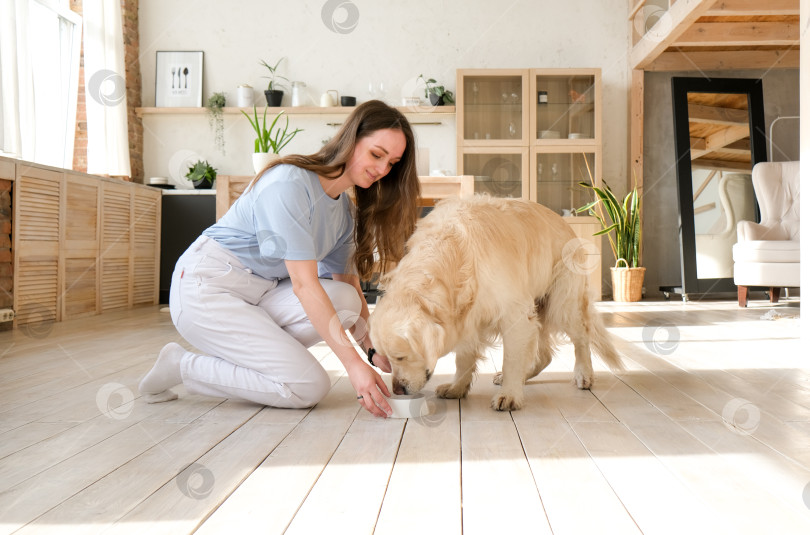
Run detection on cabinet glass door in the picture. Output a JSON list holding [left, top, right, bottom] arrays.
[[462, 75, 524, 143], [534, 151, 595, 216], [535, 74, 596, 141], [463, 152, 525, 198]]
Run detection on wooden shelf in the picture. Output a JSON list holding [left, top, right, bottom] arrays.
[[136, 105, 456, 118]]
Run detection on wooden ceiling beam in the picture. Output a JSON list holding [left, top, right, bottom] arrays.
[[704, 0, 799, 17], [675, 21, 800, 47], [704, 124, 750, 150], [716, 146, 753, 157], [692, 158, 753, 171], [691, 144, 752, 159], [631, 0, 718, 69], [687, 104, 749, 127], [645, 49, 799, 71], [691, 125, 751, 159], [690, 137, 708, 151], [726, 139, 751, 152]]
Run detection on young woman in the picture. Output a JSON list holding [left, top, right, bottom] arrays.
[[139, 100, 421, 418]]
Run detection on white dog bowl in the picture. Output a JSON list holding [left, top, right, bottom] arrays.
[[387, 393, 426, 419]]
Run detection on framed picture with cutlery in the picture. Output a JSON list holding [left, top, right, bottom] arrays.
[[155, 51, 203, 107]]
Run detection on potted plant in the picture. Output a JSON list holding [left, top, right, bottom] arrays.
[[185, 160, 217, 190], [241, 106, 303, 173], [577, 177, 644, 302], [418, 74, 455, 106], [206, 91, 226, 154], [260, 58, 288, 107]]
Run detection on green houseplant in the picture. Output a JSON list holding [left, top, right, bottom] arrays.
[[241, 107, 303, 173], [185, 160, 217, 190], [206, 91, 226, 154], [260, 58, 288, 106], [418, 74, 455, 106], [577, 176, 644, 302]]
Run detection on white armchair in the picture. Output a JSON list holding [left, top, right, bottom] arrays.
[[732, 161, 800, 307], [695, 173, 755, 279]]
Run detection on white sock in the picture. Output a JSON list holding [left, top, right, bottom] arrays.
[[144, 390, 179, 403], [139, 342, 186, 397]]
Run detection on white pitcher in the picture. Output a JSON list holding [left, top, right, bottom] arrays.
[[319, 90, 338, 107]]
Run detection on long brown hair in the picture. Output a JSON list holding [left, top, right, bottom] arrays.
[[254, 100, 421, 280]]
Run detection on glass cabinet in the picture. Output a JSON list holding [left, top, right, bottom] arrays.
[[532, 71, 599, 143], [461, 149, 528, 199], [532, 149, 598, 215], [457, 68, 601, 203], [457, 68, 603, 299], [458, 70, 528, 145]]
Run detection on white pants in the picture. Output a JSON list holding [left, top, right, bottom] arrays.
[[169, 236, 362, 408]]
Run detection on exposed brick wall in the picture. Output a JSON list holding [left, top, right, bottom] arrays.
[[0, 179, 12, 332], [70, 0, 87, 174], [70, 0, 143, 183], [122, 0, 143, 183]]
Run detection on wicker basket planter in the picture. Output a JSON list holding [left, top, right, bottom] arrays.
[[610, 259, 645, 302], [578, 179, 643, 303]]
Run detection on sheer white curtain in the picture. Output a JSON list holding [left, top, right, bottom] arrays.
[[83, 0, 131, 177], [0, 0, 36, 162], [0, 0, 81, 168]]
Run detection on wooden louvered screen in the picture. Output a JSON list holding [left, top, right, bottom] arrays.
[[10, 159, 161, 329], [63, 173, 100, 319], [64, 258, 97, 318], [14, 166, 62, 327], [132, 191, 160, 305], [100, 184, 132, 311]]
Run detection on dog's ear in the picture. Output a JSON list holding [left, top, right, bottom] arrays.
[[408, 316, 445, 365], [424, 321, 446, 363]]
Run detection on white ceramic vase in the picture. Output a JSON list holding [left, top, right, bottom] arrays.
[[252, 152, 280, 174], [236, 85, 253, 108]]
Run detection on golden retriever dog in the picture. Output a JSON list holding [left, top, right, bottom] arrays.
[[370, 195, 623, 411]]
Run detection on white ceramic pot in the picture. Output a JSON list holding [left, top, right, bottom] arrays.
[[252, 152, 280, 174], [236, 85, 253, 108]]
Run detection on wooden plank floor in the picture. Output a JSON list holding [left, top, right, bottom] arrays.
[[0, 298, 808, 534]]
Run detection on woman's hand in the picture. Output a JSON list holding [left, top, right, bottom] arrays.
[[347, 360, 392, 418]]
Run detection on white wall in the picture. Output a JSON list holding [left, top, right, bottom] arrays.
[[138, 0, 630, 185]]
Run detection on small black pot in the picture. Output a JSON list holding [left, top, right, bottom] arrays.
[[429, 93, 444, 106], [192, 178, 213, 190], [265, 90, 284, 107]]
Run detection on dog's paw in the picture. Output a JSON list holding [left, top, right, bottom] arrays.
[[491, 393, 524, 411], [492, 372, 503, 385], [436, 382, 470, 399], [573, 371, 593, 389]]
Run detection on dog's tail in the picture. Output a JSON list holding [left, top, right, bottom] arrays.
[[587, 300, 625, 372], [547, 245, 624, 372]]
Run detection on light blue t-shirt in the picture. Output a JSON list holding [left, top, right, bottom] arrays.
[[203, 164, 355, 280]]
